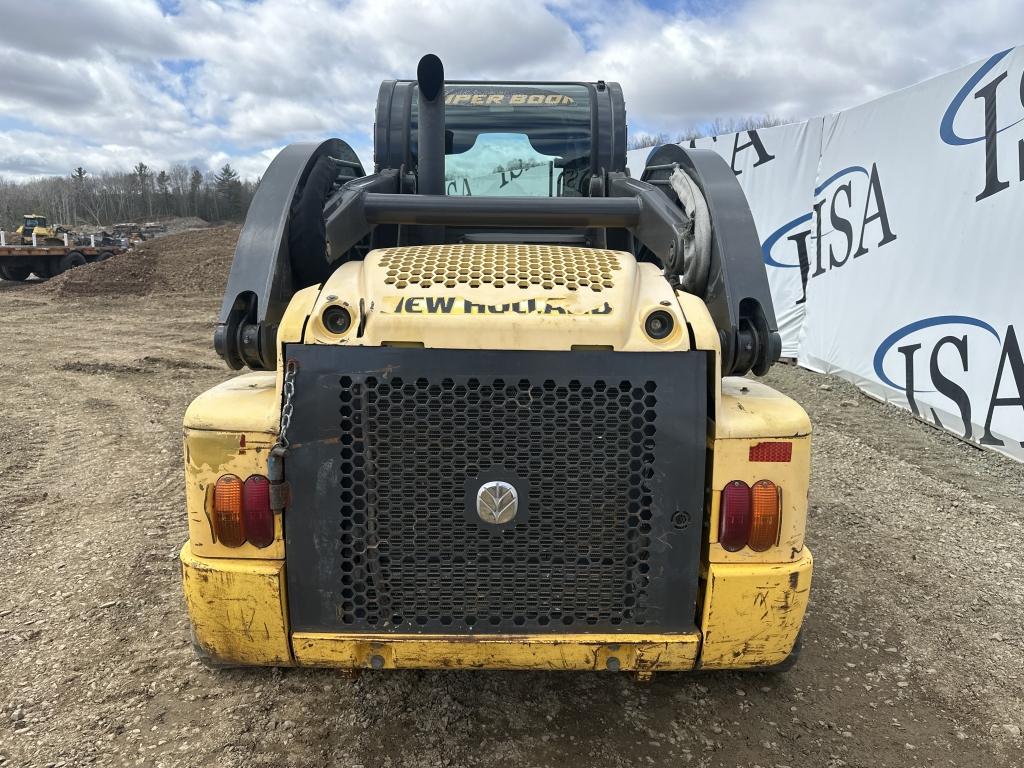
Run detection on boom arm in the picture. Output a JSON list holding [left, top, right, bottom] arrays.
[[213, 139, 364, 370], [640, 144, 781, 375]]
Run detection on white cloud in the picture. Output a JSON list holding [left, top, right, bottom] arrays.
[[0, 0, 1021, 181]]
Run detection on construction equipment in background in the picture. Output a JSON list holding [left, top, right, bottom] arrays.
[[14, 214, 67, 246], [0, 228, 121, 281], [112, 223, 146, 244], [180, 54, 812, 677]]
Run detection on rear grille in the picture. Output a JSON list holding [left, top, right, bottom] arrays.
[[285, 347, 706, 635], [337, 375, 657, 631]]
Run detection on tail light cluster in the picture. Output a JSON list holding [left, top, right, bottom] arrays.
[[719, 479, 782, 552], [213, 474, 274, 548]]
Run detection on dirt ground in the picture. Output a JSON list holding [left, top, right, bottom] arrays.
[[0, 231, 1022, 768]]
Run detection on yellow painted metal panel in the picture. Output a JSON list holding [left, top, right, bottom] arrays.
[[707, 435, 811, 563], [718, 377, 811, 439], [180, 542, 293, 666], [179, 543, 812, 672], [301, 246, 701, 353], [183, 428, 284, 559], [183, 372, 278, 433], [274, 284, 321, 393], [698, 549, 813, 669], [292, 632, 700, 671]]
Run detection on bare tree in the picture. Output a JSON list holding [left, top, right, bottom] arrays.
[[169, 164, 190, 216], [627, 115, 793, 150]]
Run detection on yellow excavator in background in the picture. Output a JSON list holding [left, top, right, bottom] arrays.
[[15, 214, 65, 245]]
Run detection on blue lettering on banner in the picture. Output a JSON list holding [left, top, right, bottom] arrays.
[[873, 316, 1024, 446], [760, 164, 896, 304], [761, 212, 812, 269], [939, 48, 1024, 201]]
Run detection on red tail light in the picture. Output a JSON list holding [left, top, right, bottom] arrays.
[[213, 474, 245, 547], [749, 480, 781, 551], [719, 480, 751, 552], [243, 475, 274, 548]]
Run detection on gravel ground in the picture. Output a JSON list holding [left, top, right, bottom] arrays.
[[0, 238, 1021, 767]]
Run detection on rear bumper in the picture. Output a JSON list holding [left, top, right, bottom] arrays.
[[180, 542, 811, 671], [293, 632, 700, 671]]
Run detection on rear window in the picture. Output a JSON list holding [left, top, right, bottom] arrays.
[[412, 84, 593, 198]]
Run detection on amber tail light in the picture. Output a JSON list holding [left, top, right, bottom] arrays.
[[749, 480, 782, 551], [213, 475, 245, 547]]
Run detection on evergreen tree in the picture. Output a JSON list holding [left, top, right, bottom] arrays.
[[70, 167, 88, 224], [133, 162, 153, 219], [155, 170, 171, 216], [214, 163, 242, 219], [189, 167, 203, 217]]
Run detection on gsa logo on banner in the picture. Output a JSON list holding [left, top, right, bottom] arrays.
[[873, 316, 1024, 447], [940, 47, 1024, 202], [761, 163, 897, 302]]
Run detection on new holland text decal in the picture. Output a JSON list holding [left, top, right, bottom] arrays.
[[387, 296, 612, 316]]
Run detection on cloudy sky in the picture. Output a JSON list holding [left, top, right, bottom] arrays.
[[1, 0, 1021, 181]]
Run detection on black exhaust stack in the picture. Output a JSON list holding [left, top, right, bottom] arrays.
[[416, 54, 446, 196]]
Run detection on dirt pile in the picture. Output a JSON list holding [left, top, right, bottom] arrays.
[[44, 225, 240, 299], [159, 216, 212, 235]]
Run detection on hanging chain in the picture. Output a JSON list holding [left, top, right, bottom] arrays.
[[277, 359, 298, 450]]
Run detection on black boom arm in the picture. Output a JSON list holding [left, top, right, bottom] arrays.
[[640, 144, 781, 375], [214, 139, 364, 370]]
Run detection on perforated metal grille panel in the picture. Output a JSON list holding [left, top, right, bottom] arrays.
[[336, 375, 656, 630], [285, 346, 707, 635], [375, 243, 622, 292]]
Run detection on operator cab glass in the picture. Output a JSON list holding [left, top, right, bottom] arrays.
[[412, 84, 593, 198], [24, 217, 44, 228]]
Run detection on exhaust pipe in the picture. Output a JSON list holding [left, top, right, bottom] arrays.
[[416, 54, 446, 196]]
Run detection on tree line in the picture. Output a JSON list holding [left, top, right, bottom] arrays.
[[1, 117, 789, 230], [0, 163, 258, 231], [626, 115, 791, 151]]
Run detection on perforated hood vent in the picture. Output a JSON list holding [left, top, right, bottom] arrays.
[[377, 244, 623, 292]]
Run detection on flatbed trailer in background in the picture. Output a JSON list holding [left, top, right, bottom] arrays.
[[0, 233, 123, 281]]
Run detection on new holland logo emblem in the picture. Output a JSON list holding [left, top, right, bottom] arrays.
[[476, 481, 519, 524]]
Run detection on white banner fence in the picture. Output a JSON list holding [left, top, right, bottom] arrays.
[[628, 46, 1024, 462]]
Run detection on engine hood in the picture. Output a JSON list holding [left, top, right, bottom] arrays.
[[303, 243, 704, 352]]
